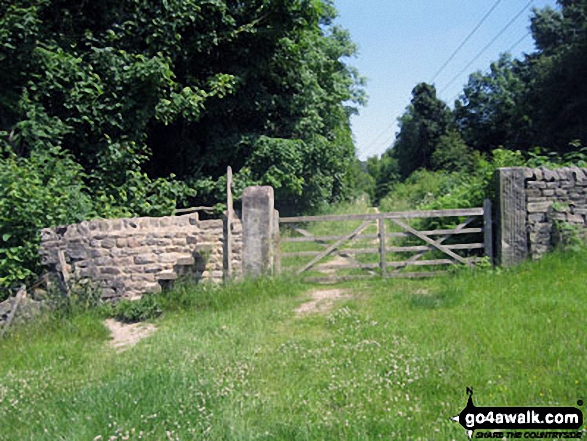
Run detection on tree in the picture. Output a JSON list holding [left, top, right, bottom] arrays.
[[529, 0, 587, 152], [454, 54, 536, 153], [431, 130, 474, 172], [366, 150, 399, 204], [392, 83, 453, 179], [0, 0, 365, 210], [0, 0, 365, 293]]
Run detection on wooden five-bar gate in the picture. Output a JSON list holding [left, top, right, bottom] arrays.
[[274, 200, 493, 282]]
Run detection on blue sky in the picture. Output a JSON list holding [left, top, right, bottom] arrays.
[[333, 0, 559, 160]]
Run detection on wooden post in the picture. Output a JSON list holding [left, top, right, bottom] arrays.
[[483, 198, 494, 264], [1, 285, 26, 338], [378, 217, 387, 278], [225, 166, 234, 279], [274, 210, 281, 275], [57, 249, 70, 296]]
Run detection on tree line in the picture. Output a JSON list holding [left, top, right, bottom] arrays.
[[367, 0, 587, 204], [0, 0, 365, 294]]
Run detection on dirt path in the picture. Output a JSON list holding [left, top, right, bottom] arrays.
[[104, 319, 157, 352], [314, 206, 380, 277], [295, 289, 353, 316]]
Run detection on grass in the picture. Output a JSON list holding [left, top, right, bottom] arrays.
[[1, 250, 586, 440]]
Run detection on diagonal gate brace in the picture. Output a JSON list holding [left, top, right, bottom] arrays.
[[391, 216, 477, 273], [296, 220, 373, 275], [390, 219, 473, 267]]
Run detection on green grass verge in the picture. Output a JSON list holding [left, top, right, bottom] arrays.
[[0, 251, 586, 440]]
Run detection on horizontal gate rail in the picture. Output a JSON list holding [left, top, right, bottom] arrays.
[[281, 227, 482, 244], [280, 207, 483, 223], [282, 243, 484, 259]]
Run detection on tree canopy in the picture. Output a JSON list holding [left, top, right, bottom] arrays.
[[0, 0, 365, 208], [0, 0, 365, 294], [392, 83, 453, 179]]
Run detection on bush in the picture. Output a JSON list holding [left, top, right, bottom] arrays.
[[113, 295, 162, 324], [0, 146, 93, 300]]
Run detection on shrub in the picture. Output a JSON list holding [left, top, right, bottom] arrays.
[[0, 146, 93, 300], [113, 295, 162, 324]]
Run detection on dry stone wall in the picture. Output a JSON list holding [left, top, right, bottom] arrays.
[[39, 213, 242, 300], [525, 167, 587, 258], [496, 167, 587, 265]]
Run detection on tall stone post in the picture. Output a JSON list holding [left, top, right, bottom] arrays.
[[495, 168, 528, 267], [242, 186, 275, 277]]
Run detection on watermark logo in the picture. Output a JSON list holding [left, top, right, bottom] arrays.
[[451, 388, 584, 440]]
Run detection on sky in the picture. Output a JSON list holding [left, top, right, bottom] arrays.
[[333, 0, 559, 160]]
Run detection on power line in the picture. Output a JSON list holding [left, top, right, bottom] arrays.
[[506, 31, 531, 53], [361, 131, 395, 158], [446, 32, 533, 104], [439, 0, 535, 95], [360, 120, 396, 157], [430, 0, 505, 83]]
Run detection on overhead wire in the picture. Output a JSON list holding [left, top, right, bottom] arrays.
[[361, 2, 535, 159], [506, 31, 532, 53], [446, 31, 533, 105], [360, 120, 396, 158], [430, 0, 506, 83], [439, 0, 535, 95]]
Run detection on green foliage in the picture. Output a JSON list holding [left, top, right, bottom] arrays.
[[0, 146, 93, 297], [392, 83, 453, 179], [425, 149, 525, 210], [430, 130, 475, 172], [346, 158, 376, 202], [113, 295, 162, 324], [552, 219, 587, 252], [246, 136, 306, 199], [1, 0, 363, 211], [524, 145, 587, 168], [529, 1, 587, 151], [48, 282, 105, 318], [366, 150, 399, 204], [455, 54, 535, 153], [378, 169, 453, 212]]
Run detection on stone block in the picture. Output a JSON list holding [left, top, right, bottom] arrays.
[[176, 256, 195, 266], [567, 214, 585, 223], [101, 288, 117, 299], [527, 201, 553, 212], [496, 168, 528, 267], [144, 265, 164, 274], [123, 219, 139, 229], [542, 168, 557, 181], [134, 255, 156, 265], [528, 213, 546, 223], [525, 189, 542, 198], [157, 271, 177, 281], [186, 236, 198, 245], [101, 267, 122, 275], [101, 238, 116, 249], [527, 197, 547, 203], [131, 273, 156, 282]]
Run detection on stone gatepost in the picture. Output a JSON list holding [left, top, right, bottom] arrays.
[[242, 186, 275, 276], [495, 168, 528, 267]]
